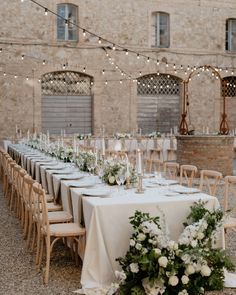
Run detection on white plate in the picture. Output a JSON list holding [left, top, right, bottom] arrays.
[[59, 173, 85, 180], [81, 188, 111, 197], [170, 185, 200, 194], [150, 179, 178, 186], [67, 180, 96, 188]]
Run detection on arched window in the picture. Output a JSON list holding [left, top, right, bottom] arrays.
[[226, 19, 236, 51], [152, 12, 170, 48], [57, 3, 78, 41], [41, 71, 93, 135], [137, 74, 181, 133], [222, 76, 236, 97]]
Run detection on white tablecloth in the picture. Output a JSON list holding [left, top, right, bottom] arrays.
[[8, 144, 222, 293]]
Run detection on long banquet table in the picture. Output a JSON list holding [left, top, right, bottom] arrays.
[[8, 144, 222, 294]]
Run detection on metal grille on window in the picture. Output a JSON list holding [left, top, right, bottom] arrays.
[[222, 76, 236, 97], [137, 74, 180, 95], [41, 71, 92, 96]]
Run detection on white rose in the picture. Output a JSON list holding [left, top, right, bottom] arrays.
[[185, 265, 195, 275], [137, 233, 146, 241], [158, 256, 168, 268], [135, 243, 142, 250], [191, 240, 198, 248], [115, 270, 127, 283], [154, 248, 162, 256], [130, 239, 135, 247], [168, 275, 179, 286], [168, 240, 178, 250], [200, 265, 211, 277], [130, 263, 139, 273], [197, 232, 205, 240], [181, 275, 189, 285]]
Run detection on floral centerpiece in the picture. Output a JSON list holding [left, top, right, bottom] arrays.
[[102, 158, 137, 185], [57, 146, 73, 162], [147, 131, 161, 138], [75, 150, 97, 173], [110, 201, 234, 295], [113, 133, 132, 140], [76, 133, 92, 140]]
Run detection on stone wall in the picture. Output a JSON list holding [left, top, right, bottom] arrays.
[[0, 0, 236, 140], [176, 135, 234, 176]]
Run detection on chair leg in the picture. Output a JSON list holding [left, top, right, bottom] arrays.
[[35, 224, 42, 265], [44, 237, 51, 284]]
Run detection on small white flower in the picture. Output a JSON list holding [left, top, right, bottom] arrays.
[[200, 265, 211, 277], [115, 270, 127, 283], [197, 232, 205, 240], [185, 264, 195, 275], [158, 256, 168, 268], [181, 275, 189, 285], [107, 283, 119, 295], [142, 248, 148, 255], [137, 233, 146, 241], [130, 263, 139, 273], [154, 248, 162, 256], [178, 290, 188, 295], [168, 240, 178, 250], [130, 239, 135, 247], [181, 254, 191, 264], [191, 240, 198, 248], [168, 275, 179, 286], [135, 243, 142, 250]]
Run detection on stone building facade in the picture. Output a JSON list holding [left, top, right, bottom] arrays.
[[0, 0, 236, 141]]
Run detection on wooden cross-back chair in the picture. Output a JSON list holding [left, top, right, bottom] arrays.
[[32, 183, 85, 284], [163, 162, 179, 180], [180, 164, 198, 187], [199, 169, 223, 196]]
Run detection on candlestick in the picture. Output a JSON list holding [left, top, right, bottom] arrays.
[[27, 129, 30, 142], [95, 148, 98, 167], [102, 137, 105, 156], [15, 124, 18, 134], [135, 173, 144, 194], [136, 149, 142, 175]]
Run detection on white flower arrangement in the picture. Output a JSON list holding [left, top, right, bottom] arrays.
[[147, 131, 161, 138], [101, 158, 137, 185], [113, 132, 132, 140], [110, 201, 234, 295], [75, 150, 97, 173], [76, 133, 92, 140]]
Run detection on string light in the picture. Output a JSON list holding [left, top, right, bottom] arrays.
[[125, 49, 128, 55], [12, 0, 234, 77], [21, 54, 24, 60], [102, 69, 105, 75], [14, 75, 17, 78], [44, 8, 48, 16], [98, 37, 102, 44], [147, 57, 150, 63], [112, 44, 116, 50], [156, 60, 160, 66], [137, 53, 140, 59], [42, 60, 46, 65], [26, 76, 29, 80], [0, 48, 2, 53], [83, 67, 86, 72], [105, 80, 108, 85], [3, 72, 6, 76], [120, 80, 122, 84]]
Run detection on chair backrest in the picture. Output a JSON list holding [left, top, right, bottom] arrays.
[[145, 158, 163, 174], [163, 162, 179, 180], [180, 164, 198, 187], [18, 168, 28, 197], [223, 176, 236, 213], [199, 169, 223, 196], [22, 175, 35, 207], [32, 182, 49, 232]]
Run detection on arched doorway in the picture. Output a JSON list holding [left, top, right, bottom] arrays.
[[137, 73, 182, 134], [41, 71, 93, 135]]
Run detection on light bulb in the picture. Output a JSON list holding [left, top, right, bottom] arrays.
[[44, 8, 48, 16], [98, 37, 102, 44]]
